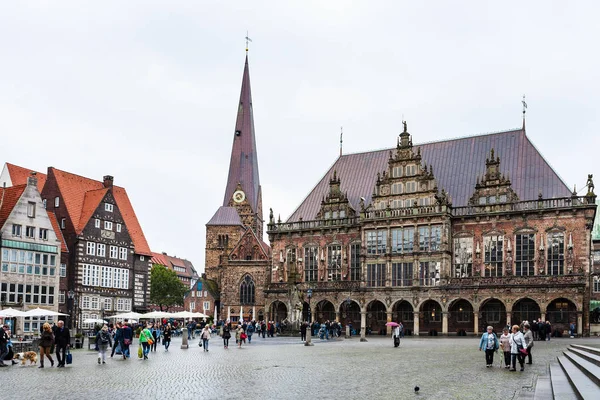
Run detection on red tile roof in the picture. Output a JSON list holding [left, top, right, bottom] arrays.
[[49, 167, 152, 256], [47, 211, 68, 253], [287, 128, 572, 222], [151, 252, 197, 280], [5, 163, 46, 192], [0, 185, 26, 230]]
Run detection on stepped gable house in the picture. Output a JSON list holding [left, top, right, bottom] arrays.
[[267, 122, 597, 337], [205, 54, 271, 323], [38, 167, 152, 329], [0, 171, 67, 334]]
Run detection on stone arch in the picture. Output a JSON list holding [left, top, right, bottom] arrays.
[[420, 299, 443, 335], [338, 299, 361, 331], [315, 299, 336, 323], [512, 297, 541, 326], [545, 297, 578, 336], [448, 298, 473, 334], [447, 297, 476, 312], [366, 300, 387, 335], [269, 300, 288, 323], [392, 300, 414, 336], [479, 298, 507, 333]]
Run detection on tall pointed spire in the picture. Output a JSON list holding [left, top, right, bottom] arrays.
[[223, 55, 262, 220]]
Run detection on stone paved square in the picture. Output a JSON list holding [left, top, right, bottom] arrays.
[[2, 335, 599, 399]]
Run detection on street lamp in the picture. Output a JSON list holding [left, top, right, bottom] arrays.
[[67, 290, 75, 330], [305, 289, 314, 347]]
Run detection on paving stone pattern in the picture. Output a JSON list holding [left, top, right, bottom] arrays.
[[1, 336, 599, 399]]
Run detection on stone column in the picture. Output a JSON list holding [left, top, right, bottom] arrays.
[[345, 324, 351, 339], [335, 311, 340, 323], [540, 313, 546, 322], [506, 312, 511, 328], [386, 311, 393, 335], [473, 312, 479, 335], [413, 312, 420, 336], [181, 328, 189, 349], [577, 312, 583, 336], [360, 311, 368, 342], [442, 312, 448, 336], [227, 306, 231, 321], [253, 306, 256, 321]]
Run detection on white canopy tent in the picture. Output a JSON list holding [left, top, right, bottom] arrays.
[[139, 311, 174, 319], [0, 308, 27, 318], [83, 318, 108, 324], [108, 312, 142, 320], [22, 308, 68, 317], [171, 311, 208, 319]]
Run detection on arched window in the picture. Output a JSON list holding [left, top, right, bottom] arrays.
[[239, 275, 255, 305]]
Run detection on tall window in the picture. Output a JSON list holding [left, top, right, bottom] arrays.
[[350, 243, 361, 281], [27, 202, 36, 218], [86, 242, 96, 255], [327, 245, 342, 281], [419, 225, 442, 252], [392, 228, 416, 254], [484, 235, 503, 277], [105, 203, 113, 212], [392, 166, 403, 178], [97, 244, 106, 257], [103, 298, 112, 311], [392, 262, 413, 286], [453, 237, 473, 278], [239, 275, 255, 304], [391, 183, 403, 194], [12, 224, 22, 236], [547, 232, 564, 275], [304, 247, 318, 282], [109, 246, 118, 259], [366, 263, 386, 287], [104, 221, 113, 230], [366, 230, 387, 255], [515, 234, 535, 276], [119, 247, 128, 260], [419, 262, 440, 286], [594, 276, 600, 293]]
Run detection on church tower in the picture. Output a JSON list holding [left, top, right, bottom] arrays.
[[205, 53, 270, 322]]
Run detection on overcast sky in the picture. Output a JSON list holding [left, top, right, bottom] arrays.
[[1, 1, 598, 272]]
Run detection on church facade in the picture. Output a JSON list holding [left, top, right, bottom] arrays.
[[207, 54, 597, 337]]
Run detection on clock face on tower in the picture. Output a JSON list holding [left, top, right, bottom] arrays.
[[233, 190, 246, 203]]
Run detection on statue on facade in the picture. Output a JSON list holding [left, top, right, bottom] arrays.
[[586, 174, 595, 195]]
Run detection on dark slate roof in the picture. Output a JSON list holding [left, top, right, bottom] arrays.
[[288, 128, 571, 222], [206, 206, 243, 226], [223, 55, 262, 212]]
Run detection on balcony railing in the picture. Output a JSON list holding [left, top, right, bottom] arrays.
[[268, 217, 358, 233], [451, 196, 595, 217], [363, 204, 448, 219]]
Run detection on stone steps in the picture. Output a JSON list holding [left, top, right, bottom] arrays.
[[531, 344, 600, 400]]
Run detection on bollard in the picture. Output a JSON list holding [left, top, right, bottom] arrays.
[[345, 325, 351, 339], [181, 327, 189, 349], [304, 325, 314, 346]]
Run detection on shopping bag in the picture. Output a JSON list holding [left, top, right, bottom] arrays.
[[66, 349, 73, 365], [138, 346, 143, 358]]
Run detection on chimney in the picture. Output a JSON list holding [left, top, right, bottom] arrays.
[[162, 252, 167, 255], [28, 171, 38, 187], [103, 175, 114, 188]]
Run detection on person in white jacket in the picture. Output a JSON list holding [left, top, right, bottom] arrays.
[[509, 324, 526, 371], [393, 325, 401, 347]]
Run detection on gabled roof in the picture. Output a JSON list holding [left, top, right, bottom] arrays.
[[47, 211, 68, 253], [0, 185, 26, 229], [151, 252, 198, 280], [228, 228, 270, 260], [4, 163, 46, 192], [206, 206, 243, 226], [49, 167, 152, 255], [288, 128, 572, 222], [223, 55, 262, 213]]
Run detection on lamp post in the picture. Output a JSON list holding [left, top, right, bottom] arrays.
[[345, 297, 352, 338], [67, 290, 75, 330], [305, 289, 314, 346]]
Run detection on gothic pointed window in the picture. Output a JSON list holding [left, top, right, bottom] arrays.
[[239, 275, 255, 305]]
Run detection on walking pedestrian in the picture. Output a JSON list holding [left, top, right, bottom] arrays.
[[38, 322, 55, 368], [538, 320, 546, 341], [201, 325, 211, 352], [499, 328, 511, 369], [0, 325, 9, 367], [237, 325, 245, 348], [509, 325, 526, 372], [121, 322, 133, 359], [95, 325, 112, 364], [54, 320, 70, 367], [300, 321, 307, 342], [478, 326, 499, 367], [163, 324, 172, 351], [222, 320, 232, 349], [151, 324, 160, 352], [393, 324, 401, 348], [523, 323, 534, 365], [139, 323, 153, 360], [246, 321, 255, 343], [110, 322, 123, 358], [545, 321, 552, 341]]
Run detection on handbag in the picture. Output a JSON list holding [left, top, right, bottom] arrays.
[[147, 339, 154, 345], [519, 347, 528, 355], [138, 346, 143, 358], [66, 349, 73, 365], [123, 338, 131, 346], [241, 333, 247, 340]]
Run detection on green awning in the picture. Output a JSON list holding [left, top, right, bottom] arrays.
[[591, 300, 600, 310]]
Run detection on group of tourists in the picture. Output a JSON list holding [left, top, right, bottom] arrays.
[[479, 322, 535, 371]]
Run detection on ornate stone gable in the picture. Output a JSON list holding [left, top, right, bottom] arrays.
[[316, 171, 356, 220], [228, 228, 268, 261], [468, 149, 519, 206]]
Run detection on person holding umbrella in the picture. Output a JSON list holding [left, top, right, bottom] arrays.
[[386, 322, 400, 347]]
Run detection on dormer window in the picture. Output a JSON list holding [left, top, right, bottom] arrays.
[[324, 211, 330, 219], [339, 210, 346, 218], [478, 197, 486, 205], [54, 197, 60, 207], [105, 203, 114, 212], [95, 219, 100, 228]]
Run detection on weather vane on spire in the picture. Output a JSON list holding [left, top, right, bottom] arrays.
[[340, 126, 343, 157], [245, 31, 252, 52], [522, 94, 527, 116]]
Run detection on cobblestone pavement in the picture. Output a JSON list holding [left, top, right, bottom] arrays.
[[1, 334, 599, 399]]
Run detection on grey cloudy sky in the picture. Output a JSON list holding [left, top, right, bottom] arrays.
[[1, 1, 598, 271]]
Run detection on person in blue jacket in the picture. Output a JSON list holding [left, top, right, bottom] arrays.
[[479, 325, 499, 368]]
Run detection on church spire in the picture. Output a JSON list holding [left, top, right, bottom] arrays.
[[222, 54, 263, 226]]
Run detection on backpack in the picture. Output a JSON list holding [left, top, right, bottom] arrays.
[[100, 331, 110, 344]]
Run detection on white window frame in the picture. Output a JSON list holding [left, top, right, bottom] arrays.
[[105, 203, 113, 212], [103, 297, 112, 311], [119, 247, 128, 260], [104, 221, 113, 231], [109, 246, 118, 259], [116, 223, 121, 232], [97, 244, 106, 257], [59, 291, 65, 304], [86, 242, 96, 256], [90, 297, 99, 310], [60, 218, 66, 229], [82, 296, 90, 309], [95, 219, 100, 228], [203, 301, 210, 310], [60, 263, 67, 277], [27, 202, 36, 218], [54, 197, 60, 207]]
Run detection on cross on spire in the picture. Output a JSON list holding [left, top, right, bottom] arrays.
[[245, 31, 252, 52]]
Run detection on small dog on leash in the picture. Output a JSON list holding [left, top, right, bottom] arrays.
[[13, 351, 38, 365]]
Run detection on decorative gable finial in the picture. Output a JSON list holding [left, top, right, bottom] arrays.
[[586, 174, 595, 196]]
